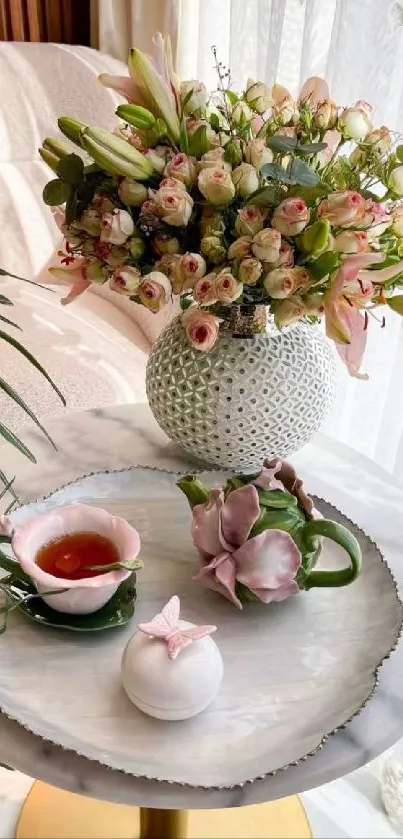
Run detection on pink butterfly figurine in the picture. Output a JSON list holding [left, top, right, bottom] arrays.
[[138, 596, 217, 660]]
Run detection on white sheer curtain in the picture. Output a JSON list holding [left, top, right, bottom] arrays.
[[96, 0, 403, 477]]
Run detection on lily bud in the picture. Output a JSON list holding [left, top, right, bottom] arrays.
[[116, 104, 156, 131], [388, 166, 403, 196], [39, 148, 60, 173], [128, 48, 180, 142], [58, 117, 87, 147], [298, 220, 331, 258], [231, 101, 252, 126], [81, 127, 154, 180]]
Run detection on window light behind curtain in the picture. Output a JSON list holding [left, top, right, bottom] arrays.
[[97, 0, 403, 478]]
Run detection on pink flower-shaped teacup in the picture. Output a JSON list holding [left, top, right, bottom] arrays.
[[10, 504, 141, 615]]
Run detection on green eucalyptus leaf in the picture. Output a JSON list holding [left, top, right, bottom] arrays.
[[246, 185, 280, 206], [43, 179, 70, 206], [57, 153, 84, 186], [309, 250, 341, 280], [297, 141, 328, 154], [288, 183, 331, 204], [261, 162, 296, 184], [387, 295, 403, 314], [288, 158, 321, 186], [266, 135, 298, 153], [180, 295, 193, 311]]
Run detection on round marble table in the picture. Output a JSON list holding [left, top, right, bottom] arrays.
[[1, 403, 403, 827]]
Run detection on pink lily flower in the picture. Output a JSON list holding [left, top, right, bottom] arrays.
[[48, 259, 91, 305], [192, 485, 301, 609], [324, 252, 385, 377]]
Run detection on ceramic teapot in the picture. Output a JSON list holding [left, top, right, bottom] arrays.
[[177, 458, 362, 609]]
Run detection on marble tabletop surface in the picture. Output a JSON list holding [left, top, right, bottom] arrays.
[[1, 402, 403, 810]]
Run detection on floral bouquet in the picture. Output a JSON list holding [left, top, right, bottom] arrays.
[[41, 34, 403, 377]]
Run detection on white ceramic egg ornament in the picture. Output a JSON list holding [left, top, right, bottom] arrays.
[[121, 596, 223, 720]]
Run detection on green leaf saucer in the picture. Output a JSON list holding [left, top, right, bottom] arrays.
[[4, 573, 138, 632]]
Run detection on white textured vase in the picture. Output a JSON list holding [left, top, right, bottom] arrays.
[[146, 314, 337, 470]]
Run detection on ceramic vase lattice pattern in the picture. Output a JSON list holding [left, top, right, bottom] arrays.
[[146, 313, 337, 470]]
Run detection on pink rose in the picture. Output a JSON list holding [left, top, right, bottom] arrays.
[[159, 177, 187, 191], [198, 147, 231, 172], [193, 274, 218, 305], [182, 308, 221, 351], [264, 267, 310, 298], [274, 240, 295, 269], [138, 271, 172, 312], [271, 84, 298, 125], [110, 266, 141, 296], [273, 295, 306, 326], [252, 228, 281, 262], [317, 190, 366, 228], [235, 205, 265, 236], [271, 198, 310, 237], [215, 269, 243, 303], [334, 230, 369, 254], [172, 252, 206, 294], [100, 209, 134, 245], [154, 185, 193, 227], [231, 163, 259, 198], [164, 153, 197, 187]]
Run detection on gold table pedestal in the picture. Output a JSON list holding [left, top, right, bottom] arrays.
[[16, 781, 312, 839]]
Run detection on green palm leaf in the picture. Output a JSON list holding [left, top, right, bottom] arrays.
[[0, 330, 65, 404], [0, 422, 36, 463], [0, 314, 20, 330], [0, 377, 56, 450], [0, 468, 17, 500]]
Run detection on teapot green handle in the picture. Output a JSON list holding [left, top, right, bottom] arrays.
[[300, 519, 362, 589]]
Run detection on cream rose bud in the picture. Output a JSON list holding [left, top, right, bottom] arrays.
[[227, 236, 252, 260], [201, 235, 227, 264], [164, 153, 197, 187], [198, 167, 235, 205], [339, 106, 372, 141], [109, 266, 141, 296], [78, 208, 102, 237], [231, 101, 253, 125], [215, 270, 243, 304], [178, 252, 206, 287], [389, 166, 403, 196], [252, 228, 281, 262], [238, 257, 262, 286], [263, 267, 309, 299], [100, 209, 134, 245], [144, 149, 166, 174], [392, 206, 403, 237], [317, 190, 366, 228], [231, 163, 259, 198], [181, 80, 208, 114], [272, 295, 306, 326], [129, 238, 146, 260], [275, 241, 295, 269], [244, 139, 273, 170], [235, 206, 265, 237], [198, 147, 232, 172], [334, 230, 369, 254], [154, 185, 193, 226], [313, 100, 338, 130], [271, 85, 297, 125], [193, 274, 218, 305], [200, 207, 225, 237], [159, 177, 187, 191], [182, 307, 221, 351], [365, 126, 391, 153], [138, 271, 172, 312], [152, 232, 180, 256], [245, 79, 271, 114], [118, 178, 148, 207], [271, 198, 310, 237]]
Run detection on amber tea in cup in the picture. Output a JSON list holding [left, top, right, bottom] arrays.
[[35, 532, 120, 580]]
